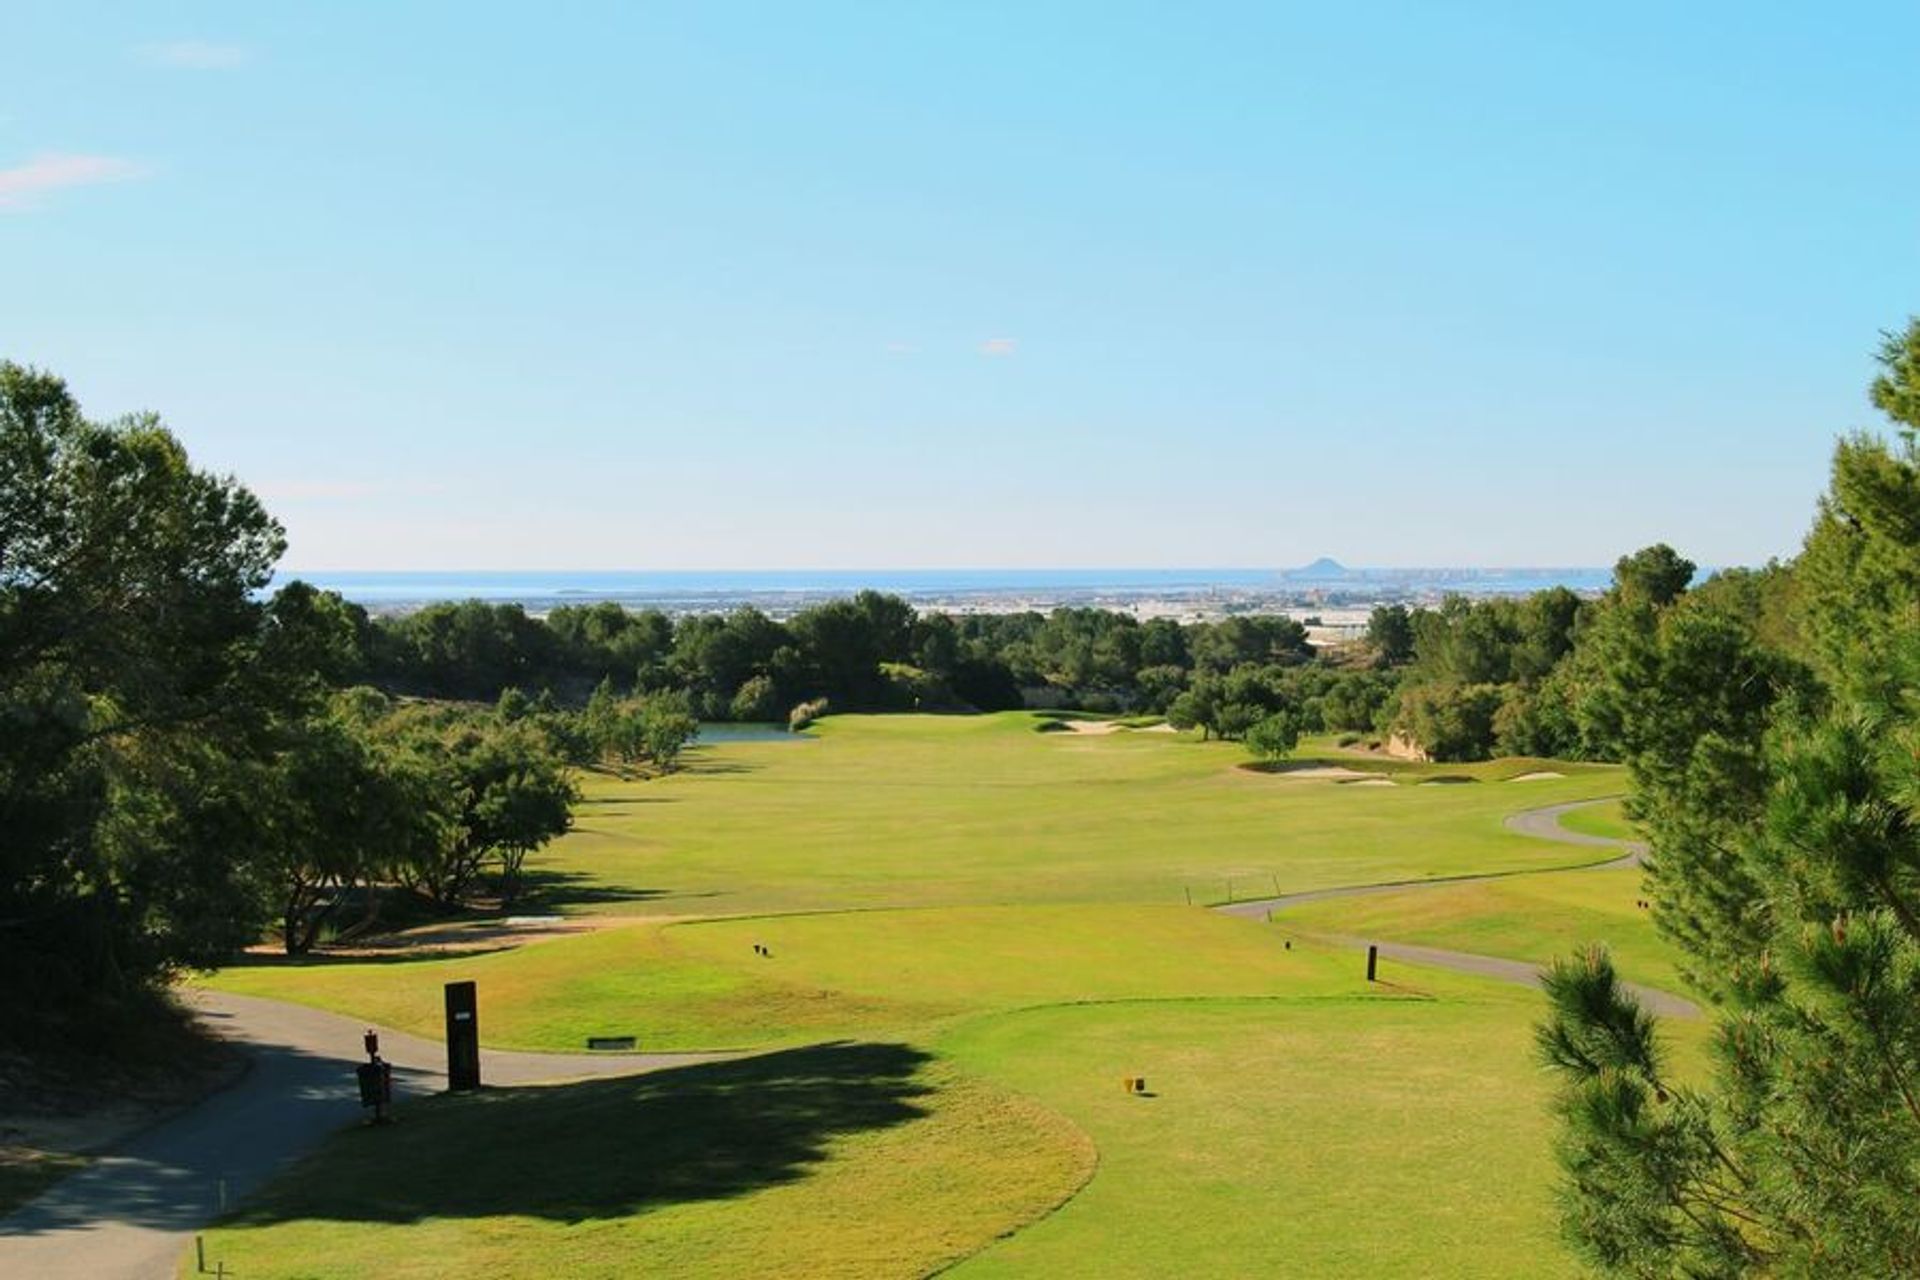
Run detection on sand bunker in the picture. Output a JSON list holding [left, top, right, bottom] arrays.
[[1344, 777, 1395, 787], [1054, 719, 1122, 735], [1276, 765, 1380, 781], [250, 914, 623, 961], [1508, 770, 1566, 782]]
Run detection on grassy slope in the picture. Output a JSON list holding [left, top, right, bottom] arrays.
[[1271, 784, 1685, 995], [942, 992, 1578, 1278], [205, 905, 1371, 1052], [539, 714, 1623, 917], [191, 1048, 1094, 1280], [191, 715, 1644, 1277], [1558, 796, 1634, 841]]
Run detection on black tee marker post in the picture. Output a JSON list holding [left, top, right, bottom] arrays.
[[445, 980, 481, 1091], [1366, 944, 1379, 982]]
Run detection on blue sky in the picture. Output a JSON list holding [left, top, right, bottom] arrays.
[[4, 3, 1915, 571]]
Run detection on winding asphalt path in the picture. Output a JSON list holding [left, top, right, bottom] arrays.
[[3, 796, 1680, 1278], [0, 990, 729, 1280], [1217, 796, 1696, 1019]]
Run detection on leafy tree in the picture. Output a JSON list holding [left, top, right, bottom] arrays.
[[1367, 604, 1417, 665], [1612, 543, 1696, 608], [1134, 664, 1188, 714], [258, 710, 439, 953], [1245, 711, 1301, 761], [947, 656, 1024, 711], [729, 673, 781, 722], [395, 713, 576, 908], [790, 598, 888, 705], [583, 677, 620, 757], [1190, 616, 1312, 673], [637, 690, 700, 772], [1138, 617, 1189, 668], [912, 612, 960, 674], [0, 364, 300, 1011], [1538, 321, 1920, 1275], [1320, 671, 1394, 733], [1394, 682, 1502, 761], [1166, 687, 1215, 739]]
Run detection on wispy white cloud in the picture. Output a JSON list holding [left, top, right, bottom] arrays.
[[883, 341, 919, 355], [0, 153, 144, 210], [137, 39, 251, 70], [978, 337, 1018, 357]]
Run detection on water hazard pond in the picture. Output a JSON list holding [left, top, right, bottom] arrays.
[[694, 723, 813, 744]]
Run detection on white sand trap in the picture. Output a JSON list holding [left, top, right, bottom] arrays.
[[1509, 770, 1566, 782], [1057, 719, 1122, 735], [1346, 777, 1395, 787], [1138, 722, 1178, 734], [1277, 765, 1377, 780]]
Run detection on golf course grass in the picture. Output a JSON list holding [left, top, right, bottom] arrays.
[[523, 713, 1623, 918], [187, 713, 1672, 1277], [941, 991, 1577, 1277], [1275, 865, 1684, 993], [190, 1047, 1095, 1279], [1556, 796, 1635, 842], [205, 905, 1374, 1052]]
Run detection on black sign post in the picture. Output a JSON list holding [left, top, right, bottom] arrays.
[[445, 980, 481, 1091], [355, 1028, 394, 1123]]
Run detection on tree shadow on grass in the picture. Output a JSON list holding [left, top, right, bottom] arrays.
[[216, 946, 523, 969], [229, 1041, 933, 1225], [513, 870, 682, 912]]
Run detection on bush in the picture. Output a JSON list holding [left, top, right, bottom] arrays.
[[789, 697, 830, 731], [728, 674, 781, 723], [1245, 711, 1301, 761], [1393, 682, 1503, 762]]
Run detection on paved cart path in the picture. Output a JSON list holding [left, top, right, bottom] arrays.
[[0, 990, 728, 1280], [3, 795, 1682, 1279], [1217, 796, 1695, 1018]]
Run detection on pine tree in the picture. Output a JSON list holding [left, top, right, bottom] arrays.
[[1539, 319, 1920, 1275]]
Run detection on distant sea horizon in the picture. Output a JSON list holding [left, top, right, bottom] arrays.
[[274, 565, 1623, 612]]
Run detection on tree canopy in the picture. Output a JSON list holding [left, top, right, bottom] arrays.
[[1537, 317, 1920, 1275]]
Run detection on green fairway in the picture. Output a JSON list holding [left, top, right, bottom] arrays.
[[1556, 796, 1635, 841], [204, 905, 1377, 1052], [941, 992, 1578, 1278], [1275, 865, 1684, 993], [188, 1046, 1095, 1280], [191, 713, 1645, 1277], [531, 713, 1624, 918]]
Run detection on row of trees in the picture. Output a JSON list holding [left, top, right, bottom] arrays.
[[352, 551, 1792, 766], [263, 692, 576, 952], [1363, 543, 1795, 762], [345, 590, 1320, 723], [0, 365, 587, 1044]]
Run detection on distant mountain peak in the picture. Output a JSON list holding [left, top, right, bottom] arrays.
[[1289, 557, 1350, 578]]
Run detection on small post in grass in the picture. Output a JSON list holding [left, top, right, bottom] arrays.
[[1366, 944, 1379, 982], [196, 1235, 206, 1272]]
